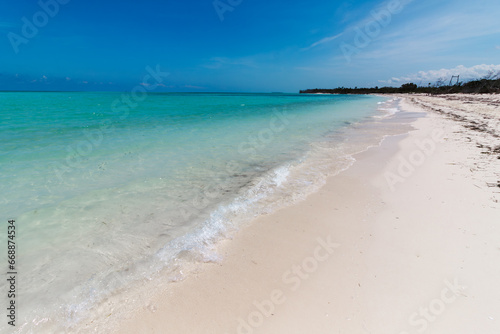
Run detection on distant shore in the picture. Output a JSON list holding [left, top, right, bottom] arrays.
[[300, 77, 500, 95], [114, 94, 500, 334]]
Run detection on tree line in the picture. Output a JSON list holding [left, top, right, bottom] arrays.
[[300, 71, 500, 95]]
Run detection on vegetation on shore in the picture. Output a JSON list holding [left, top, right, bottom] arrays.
[[300, 72, 500, 95]]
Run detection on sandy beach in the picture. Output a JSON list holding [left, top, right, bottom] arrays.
[[115, 94, 500, 334]]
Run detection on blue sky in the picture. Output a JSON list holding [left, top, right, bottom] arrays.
[[1, 0, 499, 92]]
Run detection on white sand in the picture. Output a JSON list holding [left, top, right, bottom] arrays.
[[115, 95, 500, 334]]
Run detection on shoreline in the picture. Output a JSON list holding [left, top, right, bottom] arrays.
[[114, 95, 500, 333]]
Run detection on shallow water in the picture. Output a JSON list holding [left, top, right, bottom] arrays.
[[0, 92, 406, 333]]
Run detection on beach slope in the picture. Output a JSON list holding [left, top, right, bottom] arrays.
[[116, 94, 500, 334]]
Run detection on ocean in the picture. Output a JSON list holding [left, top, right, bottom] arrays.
[[0, 92, 401, 333]]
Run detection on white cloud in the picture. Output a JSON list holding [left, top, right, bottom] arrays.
[[496, 45, 500, 50], [348, 0, 415, 30], [304, 0, 415, 51], [303, 33, 343, 50], [382, 64, 500, 85]]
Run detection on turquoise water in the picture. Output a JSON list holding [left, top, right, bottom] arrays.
[[0, 92, 390, 333]]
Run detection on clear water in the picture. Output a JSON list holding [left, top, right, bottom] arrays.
[[0, 92, 392, 333]]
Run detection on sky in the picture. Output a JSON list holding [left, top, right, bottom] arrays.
[[0, 0, 499, 92]]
